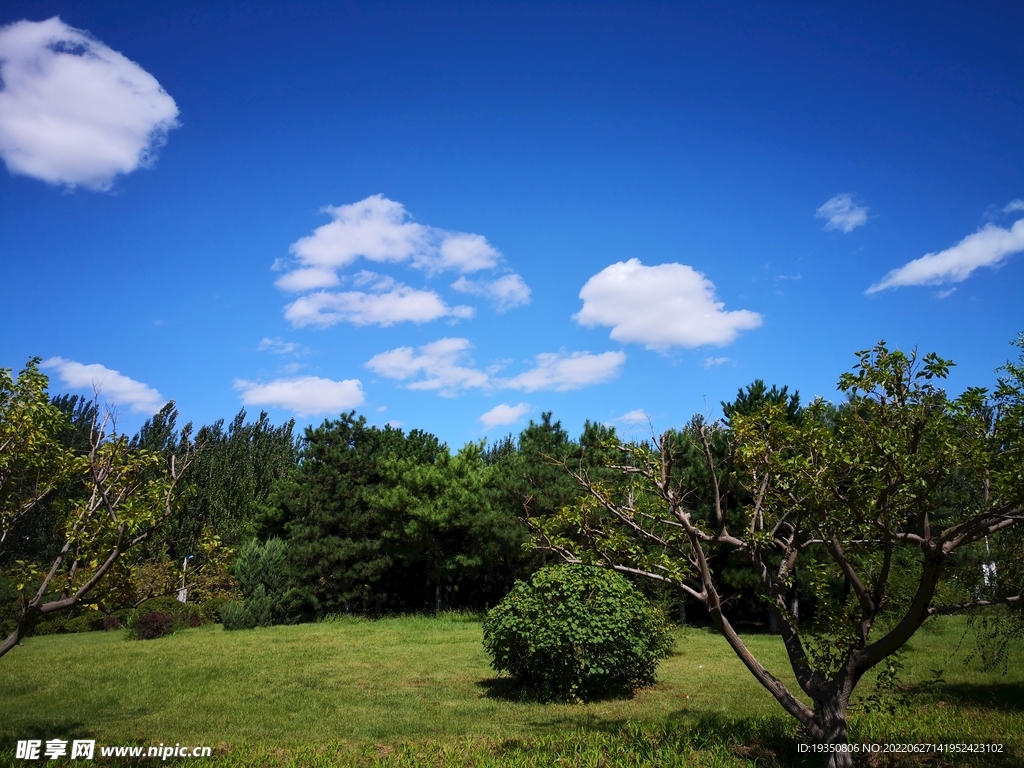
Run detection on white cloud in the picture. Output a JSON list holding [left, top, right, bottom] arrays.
[[257, 337, 299, 355], [574, 259, 762, 351], [274, 267, 340, 293], [367, 339, 625, 395], [480, 402, 531, 429], [704, 356, 729, 368], [816, 194, 868, 233], [1004, 200, 1024, 213], [277, 195, 503, 291], [451, 273, 531, 312], [41, 357, 164, 414], [616, 409, 650, 425], [365, 338, 489, 397], [436, 233, 501, 273], [0, 17, 179, 190], [234, 376, 364, 417], [284, 284, 474, 328], [501, 350, 626, 392], [867, 218, 1024, 294]]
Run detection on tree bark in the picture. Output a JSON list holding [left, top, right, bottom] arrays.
[[809, 698, 854, 768]]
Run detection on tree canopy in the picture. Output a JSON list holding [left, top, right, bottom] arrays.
[[534, 339, 1024, 767], [0, 361, 197, 658]]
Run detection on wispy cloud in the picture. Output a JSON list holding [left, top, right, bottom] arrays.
[[867, 218, 1024, 294], [816, 194, 868, 233], [0, 17, 179, 190], [367, 339, 625, 395], [615, 408, 650, 425], [480, 402, 531, 429], [41, 357, 164, 414], [574, 259, 762, 351], [234, 376, 364, 417], [366, 338, 489, 397], [257, 337, 300, 355], [704, 356, 729, 368], [500, 351, 626, 392], [1004, 200, 1024, 213], [451, 273, 531, 312]]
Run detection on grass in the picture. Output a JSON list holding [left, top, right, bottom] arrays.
[[0, 614, 1020, 766]]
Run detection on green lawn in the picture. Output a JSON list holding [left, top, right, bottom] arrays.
[[0, 615, 1020, 766]]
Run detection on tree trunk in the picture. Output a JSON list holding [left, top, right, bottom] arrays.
[[806, 690, 854, 768]]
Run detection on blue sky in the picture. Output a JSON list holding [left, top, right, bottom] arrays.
[[2, 1, 1023, 446]]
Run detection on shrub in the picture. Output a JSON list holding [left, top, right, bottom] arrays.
[[221, 538, 288, 630], [64, 614, 105, 633], [483, 564, 674, 701], [218, 600, 253, 631], [134, 612, 175, 640], [31, 615, 68, 636], [137, 595, 202, 629], [199, 596, 233, 624], [103, 614, 122, 631]]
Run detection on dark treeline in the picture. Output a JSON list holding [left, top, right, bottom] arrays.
[[1, 381, 803, 635]]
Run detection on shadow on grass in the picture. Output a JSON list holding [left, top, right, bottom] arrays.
[[472, 683, 812, 768], [496, 710, 810, 768], [476, 676, 639, 704], [915, 681, 1024, 712], [665, 710, 806, 767], [0, 720, 93, 743]]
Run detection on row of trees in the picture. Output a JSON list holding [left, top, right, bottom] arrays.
[[0, 364, 626, 643], [2, 338, 1022, 766]]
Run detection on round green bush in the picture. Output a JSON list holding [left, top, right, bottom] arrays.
[[482, 564, 674, 701]]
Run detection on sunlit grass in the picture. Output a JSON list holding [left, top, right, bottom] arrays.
[[0, 614, 1019, 766]]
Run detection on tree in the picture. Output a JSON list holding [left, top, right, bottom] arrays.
[[722, 379, 802, 426], [173, 409, 299, 555], [535, 340, 1023, 767], [0, 359, 77, 560], [370, 440, 532, 611], [260, 413, 439, 615], [720, 380, 805, 631], [220, 537, 289, 629], [0, 363, 196, 658]]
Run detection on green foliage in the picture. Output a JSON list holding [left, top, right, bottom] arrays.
[[0, 359, 77, 563], [369, 440, 532, 612], [221, 538, 288, 629], [63, 613, 106, 633], [722, 379, 802, 426], [530, 337, 1024, 756], [259, 413, 427, 615], [174, 410, 299, 556], [263, 412, 540, 616], [483, 564, 673, 701], [199, 595, 234, 624], [137, 595, 202, 629], [492, 413, 581, 523]]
